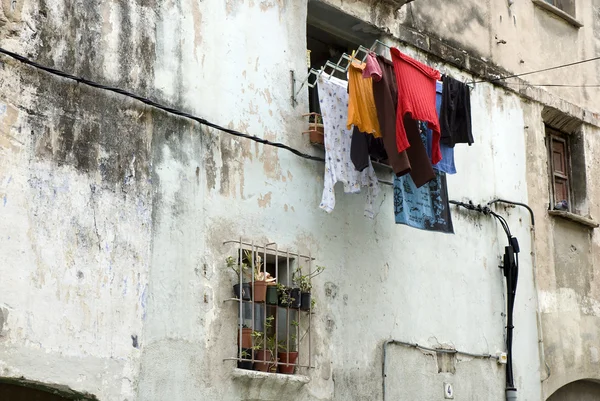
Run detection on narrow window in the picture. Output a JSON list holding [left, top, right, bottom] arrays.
[[225, 240, 319, 375], [547, 127, 571, 211], [544, 0, 576, 17]]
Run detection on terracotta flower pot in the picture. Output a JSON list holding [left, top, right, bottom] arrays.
[[278, 351, 298, 374], [253, 280, 267, 303], [254, 350, 276, 372], [238, 328, 253, 349], [309, 124, 324, 145]]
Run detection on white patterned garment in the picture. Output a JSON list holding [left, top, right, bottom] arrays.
[[317, 75, 380, 218]]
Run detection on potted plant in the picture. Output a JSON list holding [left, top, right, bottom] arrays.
[[277, 283, 293, 308], [303, 112, 324, 145], [238, 348, 254, 370], [227, 256, 251, 301], [243, 250, 275, 303], [238, 323, 253, 349], [252, 316, 278, 373], [278, 320, 299, 374], [294, 265, 325, 311], [266, 281, 278, 305]]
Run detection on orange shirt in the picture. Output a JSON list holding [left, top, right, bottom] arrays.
[[347, 61, 381, 138]]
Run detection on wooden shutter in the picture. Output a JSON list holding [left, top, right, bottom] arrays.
[[550, 136, 570, 204]]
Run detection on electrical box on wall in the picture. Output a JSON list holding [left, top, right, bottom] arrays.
[[444, 382, 454, 399]]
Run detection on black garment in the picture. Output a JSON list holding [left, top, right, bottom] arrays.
[[350, 126, 387, 172], [440, 75, 474, 147], [404, 115, 435, 188]]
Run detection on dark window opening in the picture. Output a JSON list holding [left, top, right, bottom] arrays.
[[544, 0, 576, 17], [305, 1, 389, 167], [228, 242, 316, 375], [546, 125, 586, 214]]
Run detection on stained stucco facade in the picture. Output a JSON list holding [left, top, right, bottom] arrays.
[[0, 1, 598, 400]]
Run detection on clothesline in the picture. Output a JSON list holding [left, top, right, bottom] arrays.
[[294, 40, 389, 100], [315, 46, 473, 232], [294, 39, 474, 104]]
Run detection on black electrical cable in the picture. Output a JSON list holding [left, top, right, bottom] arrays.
[[0, 46, 326, 164], [450, 200, 519, 396]]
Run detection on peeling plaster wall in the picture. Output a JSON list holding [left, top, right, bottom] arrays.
[[323, 0, 600, 115], [0, 0, 556, 401], [524, 98, 600, 399]]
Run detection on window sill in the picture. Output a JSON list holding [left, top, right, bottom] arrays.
[[232, 368, 310, 386], [548, 210, 599, 229], [532, 0, 583, 28]]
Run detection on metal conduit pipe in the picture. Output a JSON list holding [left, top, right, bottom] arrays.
[[382, 340, 500, 401]]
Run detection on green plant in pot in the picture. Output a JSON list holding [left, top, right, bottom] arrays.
[[251, 316, 278, 373], [278, 320, 299, 374], [227, 256, 251, 300], [238, 348, 254, 370], [294, 265, 325, 311], [277, 283, 294, 308], [243, 250, 275, 303]]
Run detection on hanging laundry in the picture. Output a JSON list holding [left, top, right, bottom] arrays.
[[317, 75, 380, 218], [424, 81, 456, 174], [347, 61, 381, 137], [350, 126, 387, 172], [440, 75, 474, 147], [370, 55, 411, 177], [403, 113, 435, 187], [362, 52, 382, 80], [394, 121, 453, 233], [390, 48, 442, 164]]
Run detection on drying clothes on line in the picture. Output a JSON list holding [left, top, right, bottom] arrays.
[[370, 55, 411, 177], [362, 52, 382, 80], [440, 75, 474, 147], [393, 169, 454, 233], [393, 124, 454, 233], [390, 48, 442, 164], [317, 75, 380, 218], [424, 81, 456, 174], [404, 114, 436, 187], [350, 126, 387, 172], [347, 61, 381, 137]]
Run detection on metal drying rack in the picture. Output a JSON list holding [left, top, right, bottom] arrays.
[[290, 39, 391, 106]]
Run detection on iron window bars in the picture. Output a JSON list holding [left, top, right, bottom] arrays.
[[223, 239, 316, 373]]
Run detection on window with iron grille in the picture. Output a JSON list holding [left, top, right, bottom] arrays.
[[223, 240, 322, 375]]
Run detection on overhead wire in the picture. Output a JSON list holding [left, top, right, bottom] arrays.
[[0, 46, 326, 164], [474, 54, 600, 84], [503, 83, 600, 88]]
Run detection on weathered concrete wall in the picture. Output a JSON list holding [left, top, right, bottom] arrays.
[[0, 0, 576, 400], [547, 380, 600, 401], [524, 99, 600, 398], [323, 0, 600, 115], [0, 0, 158, 399], [321, 1, 600, 400]]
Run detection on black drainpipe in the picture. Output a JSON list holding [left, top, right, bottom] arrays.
[[380, 199, 533, 401]]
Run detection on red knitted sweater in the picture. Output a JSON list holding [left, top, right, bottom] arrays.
[[390, 48, 442, 164]]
